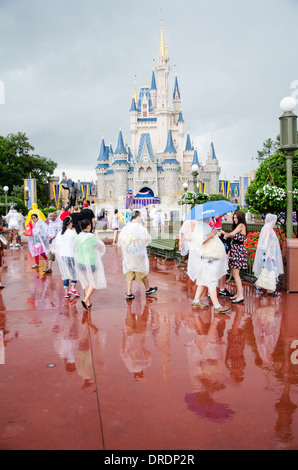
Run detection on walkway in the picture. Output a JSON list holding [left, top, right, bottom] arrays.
[[1, 243, 298, 450]]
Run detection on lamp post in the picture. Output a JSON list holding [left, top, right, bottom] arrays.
[[191, 164, 199, 194], [3, 186, 9, 215], [182, 181, 188, 220], [279, 97, 298, 238]]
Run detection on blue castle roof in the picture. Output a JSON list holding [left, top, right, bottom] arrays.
[[114, 130, 127, 155], [98, 138, 109, 161], [185, 132, 192, 151], [173, 75, 180, 100], [130, 98, 137, 112], [164, 130, 177, 154], [177, 111, 184, 123], [192, 149, 200, 167], [151, 71, 157, 90], [211, 141, 217, 159]]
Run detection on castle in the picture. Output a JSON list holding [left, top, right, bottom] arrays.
[[95, 15, 221, 211]]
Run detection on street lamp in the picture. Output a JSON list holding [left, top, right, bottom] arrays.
[[3, 186, 9, 215], [279, 96, 298, 238], [191, 164, 199, 193]]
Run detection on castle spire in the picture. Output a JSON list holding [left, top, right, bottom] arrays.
[[159, 10, 167, 58]]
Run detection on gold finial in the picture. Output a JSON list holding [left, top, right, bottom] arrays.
[[102, 128, 104, 138], [159, 9, 166, 57]]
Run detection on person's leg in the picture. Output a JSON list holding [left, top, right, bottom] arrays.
[[125, 272, 135, 299], [64, 279, 70, 297], [232, 269, 244, 301], [192, 285, 209, 308], [70, 280, 80, 296], [83, 286, 95, 307]]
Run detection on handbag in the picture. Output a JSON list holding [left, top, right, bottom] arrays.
[[257, 267, 276, 291], [202, 235, 225, 259], [24, 221, 33, 236], [32, 242, 44, 256]]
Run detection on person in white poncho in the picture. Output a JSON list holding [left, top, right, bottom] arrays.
[[253, 213, 283, 295], [74, 218, 106, 310], [51, 216, 79, 299], [184, 218, 230, 314], [118, 210, 157, 300], [28, 214, 50, 269], [5, 206, 23, 249]]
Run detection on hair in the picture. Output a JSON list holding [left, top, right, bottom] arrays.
[[73, 206, 79, 211], [232, 210, 247, 230], [131, 210, 141, 220], [114, 209, 118, 214], [78, 218, 91, 231], [31, 213, 38, 219], [61, 216, 72, 234]]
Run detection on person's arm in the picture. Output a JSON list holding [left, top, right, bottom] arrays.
[[222, 224, 242, 239], [202, 227, 217, 244]]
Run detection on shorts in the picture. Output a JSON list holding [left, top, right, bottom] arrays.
[[125, 271, 148, 283], [48, 251, 55, 262]]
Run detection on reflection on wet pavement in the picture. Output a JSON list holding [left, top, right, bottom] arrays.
[[0, 245, 298, 450]]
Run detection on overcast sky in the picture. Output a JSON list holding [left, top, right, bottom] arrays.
[[0, 0, 297, 184]]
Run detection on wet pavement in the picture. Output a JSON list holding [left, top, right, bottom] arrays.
[[1, 242, 298, 450]]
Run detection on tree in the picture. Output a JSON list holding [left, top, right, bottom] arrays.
[[245, 150, 298, 228], [0, 132, 58, 206], [256, 137, 280, 164]]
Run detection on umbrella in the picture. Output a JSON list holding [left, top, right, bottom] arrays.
[[185, 200, 237, 221]]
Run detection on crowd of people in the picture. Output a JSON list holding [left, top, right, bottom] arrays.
[[0, 199, 284, 312]]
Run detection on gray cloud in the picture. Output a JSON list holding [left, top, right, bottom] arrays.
[[0, 0, 297, 183]]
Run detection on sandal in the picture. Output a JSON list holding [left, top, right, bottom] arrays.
[[0, 282, 4, 289]]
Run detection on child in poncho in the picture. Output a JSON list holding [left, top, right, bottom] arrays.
[[118, 210, 157, 300]]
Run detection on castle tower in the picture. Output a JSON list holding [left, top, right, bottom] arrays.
[[95, 133, 110, 200], [161, 130, 180, 205], [204, 139, 221, 194], [112, 129, 129, 206], [155, 12, 171, 160]]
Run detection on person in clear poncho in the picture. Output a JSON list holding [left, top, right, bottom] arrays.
[[74, 219, 106, 309], [118, 210, 157, 300], [51, 216, 79, 299], [253, 213, 283, 295], [28, 214, 49, 269], [186, 218, 230, 314]]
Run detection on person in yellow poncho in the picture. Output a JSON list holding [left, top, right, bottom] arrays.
[[25, 203, 46, 226]]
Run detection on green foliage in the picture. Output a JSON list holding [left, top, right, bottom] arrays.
[[178, 191, 210, 208], [209, 194, 230, 202], [256, 137, 279, 164], [245, 150, 298, 215], [0, 196, 28, 217], [0, 132, 58, 206]]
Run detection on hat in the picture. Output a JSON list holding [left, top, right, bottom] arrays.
[[83, 202, 89, 207]]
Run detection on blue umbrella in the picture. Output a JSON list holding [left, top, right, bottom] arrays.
[[185, 200, 237, 220]]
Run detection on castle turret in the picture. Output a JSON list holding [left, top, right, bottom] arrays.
[[112, 129, 129, 206], [150, 69, 157, 110], [204, 139, 221, 194], [95, 134, 110, 199], [161, 130, 180, 204]]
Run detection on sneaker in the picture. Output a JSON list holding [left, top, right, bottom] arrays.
[[268, 290, 281, 296], [31, 264, 39, 269], [214, 305, 231, 314], [70, 289, 80, 297], [126, 294, 135, 300], [146, 287, 158, 295], [218, 288, 234, 297], [65, 292, 70, 298], [43, 269, 52, 274], [254, 284, 264, 294], [192, 300, 209, 309]]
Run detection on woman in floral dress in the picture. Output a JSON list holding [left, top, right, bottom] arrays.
[[221, 211, 247, 304]]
